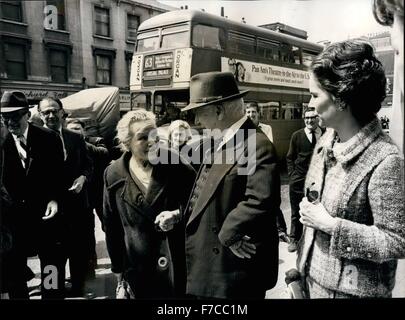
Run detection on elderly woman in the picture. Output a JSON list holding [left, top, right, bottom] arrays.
[[297, 39, 405, 298], [168, 120, 192, 150], [102, 109, 195, 299]]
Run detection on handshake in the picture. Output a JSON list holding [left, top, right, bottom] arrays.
[[154, 209, 181, 232]]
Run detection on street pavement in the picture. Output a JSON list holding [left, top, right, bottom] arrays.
[[26, 183, 405, 299]]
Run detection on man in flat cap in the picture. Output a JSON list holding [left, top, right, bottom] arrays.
[[182, 72, 281, 299], [0, 91, 64, 299]]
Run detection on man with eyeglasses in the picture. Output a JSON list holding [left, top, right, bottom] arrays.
[[286, 107, 324, 252], [0, 91, 64, 299], [38, 97, 93, 298]]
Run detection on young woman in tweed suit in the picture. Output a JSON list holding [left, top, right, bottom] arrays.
[[296, 39, 405, 298]]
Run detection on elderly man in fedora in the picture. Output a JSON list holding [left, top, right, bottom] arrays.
[[0, 91, 64, 299], [182, 72, 281, 299]]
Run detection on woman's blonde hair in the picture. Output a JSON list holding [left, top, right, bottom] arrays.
[[168, 120, 192, 144], [116, 109, 156, 152]]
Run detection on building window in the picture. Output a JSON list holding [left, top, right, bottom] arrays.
[[94, 6, 110, 37], [50, 49, 68, 82], [96, 55, 111, 84], [45, 0, 66, 30], [4, 42, 26, 80], [0, 0, 23, 22], [127, 14, 140, 42]]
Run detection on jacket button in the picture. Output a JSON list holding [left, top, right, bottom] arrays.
[[346, 246, 352, 252], [212, 247, 220, 254], [136, 194, 144, 204], [158, 256, 169, 270], [212, 227, 218, 234]]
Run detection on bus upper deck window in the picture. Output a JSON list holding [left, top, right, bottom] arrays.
[[161, 32, 189, 49], [192, 24, 224, 50], [161, 25, 190, 49], [136, 30, 159, 52], [302, 50, 317, 67]]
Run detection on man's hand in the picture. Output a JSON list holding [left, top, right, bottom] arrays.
[[154, 210, 181, 232], [68, 175, 86, 194], [229, 235, 256, 259], [42, 200, 58, 220]]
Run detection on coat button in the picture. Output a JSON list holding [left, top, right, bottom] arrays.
[[136, 194, 144, 204], [158, 256, 169, 270], [212, 227, 218, 234], [346, 246, 352, 252], [212, 247, 220, 254]]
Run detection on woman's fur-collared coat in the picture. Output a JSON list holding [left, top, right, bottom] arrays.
[[103, 150, 195, 299]]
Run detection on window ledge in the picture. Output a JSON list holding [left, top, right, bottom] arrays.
[[126, 40, 136, 45], [0, 19, 28, 27], [93, 35, 114, 41], [44, 28, 70, 35]]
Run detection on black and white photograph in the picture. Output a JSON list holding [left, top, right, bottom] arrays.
[[0, 0, 404, 311]]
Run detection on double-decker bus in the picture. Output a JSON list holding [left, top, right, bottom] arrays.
[[130, 9, 323, 159]]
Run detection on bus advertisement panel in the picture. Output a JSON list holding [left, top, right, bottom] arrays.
[[221, 57, 310, 89]]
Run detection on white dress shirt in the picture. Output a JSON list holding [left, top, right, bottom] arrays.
[[11, 126, 29, 168], [304, 126, 322, 145]]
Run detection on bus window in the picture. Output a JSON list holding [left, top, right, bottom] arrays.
[[161, 25, 189, 49], [131, 93, 151, 110], [228, 32, 255, 55], [136, 30, 159, 52], [292, 46, 301, 64], [280, 43, 295, 64], [257, 39, 280, 61], [302, 50, 318, 67], [281, 103, 303, 119], [260, 102, 280, 121], [192, 24, 224, 50]]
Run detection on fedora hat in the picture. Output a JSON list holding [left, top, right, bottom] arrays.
[[1, 90, 31, 113], [182, 72, 249, 112]]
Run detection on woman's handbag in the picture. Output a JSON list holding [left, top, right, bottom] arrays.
[[285, 268, 308, 299], [116, 280, 135, 299]]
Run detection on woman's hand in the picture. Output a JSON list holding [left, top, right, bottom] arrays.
[[299, 197, 338, 235], [155, 209, 181, 232]]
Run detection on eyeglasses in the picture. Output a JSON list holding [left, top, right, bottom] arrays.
[[304, 116, 318, 120], [40, 109, 61, 116]]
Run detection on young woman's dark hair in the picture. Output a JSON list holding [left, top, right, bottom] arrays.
[[310, 39, 387, 125]]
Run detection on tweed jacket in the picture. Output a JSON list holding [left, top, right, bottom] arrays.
[[297, 118, 405, 297], [185, 118, 280, 299]]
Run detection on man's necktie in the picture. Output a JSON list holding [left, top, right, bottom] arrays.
[[311, 130, 316, 148], [17, 135, 28, 169], [59, 132, 67, 161]]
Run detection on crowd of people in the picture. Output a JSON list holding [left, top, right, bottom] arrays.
[[0, 0, 404, 300]]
